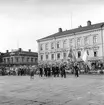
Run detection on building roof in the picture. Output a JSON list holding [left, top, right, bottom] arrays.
[[2, 49, 38, 57], [37, 21, 104, 42]]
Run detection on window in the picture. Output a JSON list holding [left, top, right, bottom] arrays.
[[51, 54, 54, 60], [3, 58, 6, 63], [57, 42, 60, 49], [46, 54, 48, 60], [84, 36, 89, 45], [51, 42, 54, 49], [63, 52, 67, 58], [77, 38, 81, 46], [93, 35, 97, 44], [31, 58, 33, 62], [41, 55, 43, 61], [94, 51, 97, 57], [40, 44, 43, 51], [70, 38, 74, 47], [63, 40, 67, 48], [45, 43, 48, 50], [35, 58, 38, 62], [57, 53, 60, 59], [15, 57, 19, 62], [22, 57, 24, 62], [11, 57, 13, 63], [78, 51, 81, 58], [27, 57, 29, 62]]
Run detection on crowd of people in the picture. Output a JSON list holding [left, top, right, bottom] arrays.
[[0, 61, 104, 78]]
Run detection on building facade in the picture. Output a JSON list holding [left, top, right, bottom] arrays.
[[37, 21, 104, 65], [0, 48, 38, 66]]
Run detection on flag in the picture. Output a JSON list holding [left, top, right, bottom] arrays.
[[68, 48, 73, 58], [68, 48, 76, 62], [82, 50, 89, 62]]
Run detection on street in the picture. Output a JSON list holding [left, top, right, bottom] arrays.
[[0, 75, 104, 105]]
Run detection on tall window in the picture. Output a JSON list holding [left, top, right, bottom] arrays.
[[11, 57, 13, 63], [40, 44, 43, 51], [22, 57, 24, 62], [46, 54, 48, 60], [93, 35, 97, 44], [94, 51, 97, 57], [63, 52, 67, 58], [70, 38, 74, 47], [45, 43, 48, 50], [35, 58, 38, 62], [77, 37, 81, 46], [63, 40, 67, 48], [78, 51, 81, 58], [31, 58, 33, 62], [27, 57, 29, 62], [3, 58, 6, 63], [51, 42, 54, 49], [15, 57, 19, 62], [57, 53, 60, 59], [84, 36, 89, 45], [41, 55, 43, 61], [51, 54, 54, 60], [57, 41, 60, 49]]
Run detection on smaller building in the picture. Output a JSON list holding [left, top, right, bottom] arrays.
[[0, 48, 38, 66]]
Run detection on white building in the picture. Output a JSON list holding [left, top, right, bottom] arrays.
[[37, 21, 104, 65]]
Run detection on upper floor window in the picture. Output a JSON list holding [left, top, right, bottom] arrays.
[[11, 57, 13, 63], [35, 58, 38, 62], [84, 36, 89, 45], [22, 57, 24, 62], [27, 57, 29, 62], [45, 43, 48, 50], [57, 41, 60, 49], [63, 40, 67, 48], [70, 38, 74, 47], [15, 57, 19, 62], [46, 54, 48, 60], [41, 55, 43, 61], [57, 53, 60, 59], [51, 42, 54, 49], [77, 37, 81, 46], [3, 58, 6, 63], [40, 44, 43, 51], [31, 58, 33, 62], [93, 35, 97, 44]]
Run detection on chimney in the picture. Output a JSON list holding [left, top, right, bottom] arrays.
[[58, 28, 62, 32], [78, 25, 82, 28], [19, 48, 22, 52], [6, 50, 9, 53], [28, 49, 31, 52], [87, 20, 91, 26]]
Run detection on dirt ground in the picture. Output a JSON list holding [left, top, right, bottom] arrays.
[[0, 75, 104, 105]]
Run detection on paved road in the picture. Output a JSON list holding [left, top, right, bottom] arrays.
[[0, 75, 104, 105]]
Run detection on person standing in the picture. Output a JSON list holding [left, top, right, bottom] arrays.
[[30, 69, 34, 79], [74, 63, 79, 77], [39, 65, 43, 77]]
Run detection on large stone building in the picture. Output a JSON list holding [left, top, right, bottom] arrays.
[[0, 48, 38, 66], [37, 21, 104, 66]]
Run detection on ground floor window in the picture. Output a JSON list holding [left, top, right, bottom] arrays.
[[57, 53, 60, 59], [51, 54, 54, 60]]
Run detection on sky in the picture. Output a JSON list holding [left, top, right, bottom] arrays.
[[0, 0, 104, 52]]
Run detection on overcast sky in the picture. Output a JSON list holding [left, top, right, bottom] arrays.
[[0, 0, 104, 52]]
